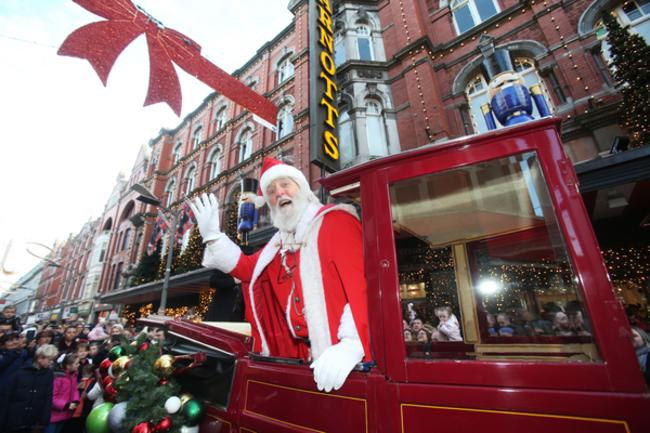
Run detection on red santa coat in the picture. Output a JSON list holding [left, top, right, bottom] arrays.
[[203, 203, 371, 362]]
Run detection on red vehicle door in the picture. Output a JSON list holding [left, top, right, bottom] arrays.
[[323, 117, 649, 433]]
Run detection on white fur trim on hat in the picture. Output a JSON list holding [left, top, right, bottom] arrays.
[[256, 162, 311, 208]]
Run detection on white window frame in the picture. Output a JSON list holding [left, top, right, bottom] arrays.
[[239, 130, 253, 163], [277, 105, 294, 139], [278, 57, 295, 83], [365, 100, 387, 156], [356, 26, 374, 61], [172, 142, 183, 165], [209, 149, 221, 180], [166, 178, 177, 207], [215, 108, 227, 131], [451, 0, 500, 35], [191, 127, 202, 150], [185, 166, 196, 194], [334, 32, 346, 67]]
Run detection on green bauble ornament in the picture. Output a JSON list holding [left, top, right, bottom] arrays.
[[179, 398, 206, 426], [108, 346, 125, 362], [85, 402, 114, 433]]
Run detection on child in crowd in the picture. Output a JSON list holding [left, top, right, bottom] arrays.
[[88, 343, 99, 360], [0, 305, 22, 332], [0, 344, 58, 432], [46, 354, 80, 433], [75, 343, 92, 382], [63, 363, 97, 433], [435, 306, 463, 341]]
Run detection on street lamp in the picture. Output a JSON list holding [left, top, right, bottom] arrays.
[[130, 183, 179, 310]]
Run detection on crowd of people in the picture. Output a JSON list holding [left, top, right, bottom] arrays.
[[0, 306, 167, 433], [403, 305, 464, 344]]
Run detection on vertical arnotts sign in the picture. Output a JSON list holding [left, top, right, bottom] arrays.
[[309, 0, 340, 172]]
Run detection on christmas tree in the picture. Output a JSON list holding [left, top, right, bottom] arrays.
[[157, 243, 183, 280], [130, 240, 163, 287], [225, 191, 241, 244], [114, 335, 184, 432], [602, 10, 650, 148], [176, 225, 204, 275]]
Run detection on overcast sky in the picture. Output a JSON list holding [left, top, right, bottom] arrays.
[[0, 0, 294, 287]]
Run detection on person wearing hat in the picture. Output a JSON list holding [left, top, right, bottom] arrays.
[[191, 157, 370, 393]]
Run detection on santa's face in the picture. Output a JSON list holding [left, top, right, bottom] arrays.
[[267, 177, 309, 233]]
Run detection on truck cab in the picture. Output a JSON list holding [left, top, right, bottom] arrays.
[[144, 118, 649, 433]]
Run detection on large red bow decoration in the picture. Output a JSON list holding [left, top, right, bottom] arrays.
[[58, 0, 277, 125]]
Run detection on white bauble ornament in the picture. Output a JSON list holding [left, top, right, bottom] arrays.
[[164, 396, 182, 414], [179, 425, 199, 433]]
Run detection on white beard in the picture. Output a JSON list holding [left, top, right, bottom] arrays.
[[269, 190, 311, 233]]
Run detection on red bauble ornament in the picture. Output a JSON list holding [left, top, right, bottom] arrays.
[[158, 378, 168, 387], [103, 376, 114, 388], [99, 358, 113, 379], [104, 382, 118, 403], [155, 416, 172, 433], [139, 342, 149, 352], [133, 421, 154, 433]]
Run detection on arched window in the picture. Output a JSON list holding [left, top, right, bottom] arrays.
[[239, 130, 253, 163], [165, 178, 176, 207], [215, 107, 227, 131], [465, 57, 555, 134], [356, 26, 374, 61], [451, 0, 499, 34], [208, 148, 221, 180], [365, 100, 386, 156], [121, 228, 131, 251], [277, 105, 294, 139], [334, 32, 346, 67], [278, 56, 294, 83], [172, 142, 182, 165], [339, 106, 355, 164], [191, 127, 202, 150], [185, 166, 196, 194], [597, 5, 650, 70]]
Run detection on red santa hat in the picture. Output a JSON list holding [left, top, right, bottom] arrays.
[[254, 157, 313, 207]]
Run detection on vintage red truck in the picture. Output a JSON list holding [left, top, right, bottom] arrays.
[[142, 118, 650, 433]]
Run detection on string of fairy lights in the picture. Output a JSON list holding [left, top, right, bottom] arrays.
[[398, 0, 433, 139], [398, 243, 649, 321]]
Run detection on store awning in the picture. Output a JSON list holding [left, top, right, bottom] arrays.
[[100, 267, 213, 305]]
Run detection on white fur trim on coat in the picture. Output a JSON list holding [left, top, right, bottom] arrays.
[[202, 236, 242, 274]]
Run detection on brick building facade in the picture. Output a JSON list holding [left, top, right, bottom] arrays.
[[33, 0, 649, 321]]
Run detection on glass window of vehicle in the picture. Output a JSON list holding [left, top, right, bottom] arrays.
[[451, 0, 499, 34], [391, 152, 600, 362]]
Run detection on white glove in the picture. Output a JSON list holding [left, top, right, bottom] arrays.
[[310, 337, 364, 392], [189, 193, 222, 243]]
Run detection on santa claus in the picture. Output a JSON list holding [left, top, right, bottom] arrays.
[[190, 157, 370, 392]]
